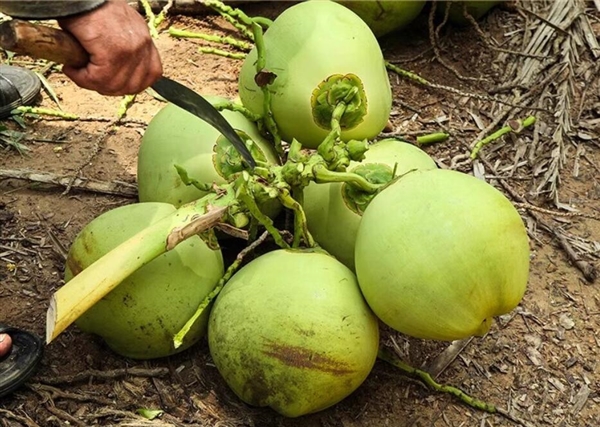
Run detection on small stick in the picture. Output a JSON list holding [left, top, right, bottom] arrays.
[[0, 168, 137, 198], [0, 409, 40, 427], [33, 367, 170, 385], [514, 202, 600, 221], [62, 120, 119, 196], [385, 62, 548, 112], [428, 0, 486, 84], [28, 383, 115, 405]]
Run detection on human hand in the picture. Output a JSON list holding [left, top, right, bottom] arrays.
[[57, 0, 163, 96]]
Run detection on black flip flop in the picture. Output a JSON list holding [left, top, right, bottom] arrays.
[[0, 324, 43, 398], [0, 65, 42, 119]]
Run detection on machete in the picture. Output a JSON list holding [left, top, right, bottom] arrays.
[[0, 19, 256, 168]]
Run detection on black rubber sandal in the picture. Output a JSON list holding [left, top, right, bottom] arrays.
[[0, 324, 43, 398], [0, 65, 42, 119]]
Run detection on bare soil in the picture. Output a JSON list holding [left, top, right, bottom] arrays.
[[1, 2, 599, 427]]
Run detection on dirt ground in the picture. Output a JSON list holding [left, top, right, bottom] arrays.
[[1, 1, 599, 426]]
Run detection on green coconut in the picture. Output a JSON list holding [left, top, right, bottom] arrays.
[[208, 249, 380, 417], [303, 139, 437, 270], [238, 0, 392, 148], [336, 0, 427, 37], [137, 96, 280, 214], [355, 169, 530, 341], [65, 202, 224, 359]]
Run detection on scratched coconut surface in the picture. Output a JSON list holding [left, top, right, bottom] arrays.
[[1, 1, 599, 426]]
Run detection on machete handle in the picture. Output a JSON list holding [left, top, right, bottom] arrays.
[[0, 20, 89, 68]]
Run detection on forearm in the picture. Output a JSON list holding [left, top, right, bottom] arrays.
[[0, 0, 106, 19]]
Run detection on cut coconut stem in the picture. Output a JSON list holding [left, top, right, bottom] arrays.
[[416, 132, 450, 146], [470, 116, 536, 159], [140, 0, 159, 38], [168, 27, 252, 50], [198, 47, 246, 60], [212, 100, 261, 122], [46, 191, 234, 344], [14, 106, 79, 120], [117, 94, 136, 119]]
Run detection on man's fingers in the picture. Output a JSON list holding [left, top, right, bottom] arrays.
[[0, 333, 12, 357]]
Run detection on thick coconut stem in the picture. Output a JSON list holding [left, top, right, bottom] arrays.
[[313, 164, 382, 194], [278, 188, 315, 248], [212, 100, 261, 122], [377, 348, 497, 413], [318, 102, 347, 163], [251, 21, 283, 158], [237, 176, 290, 249]]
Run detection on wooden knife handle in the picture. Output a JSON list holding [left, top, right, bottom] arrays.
[[0, 20, 89, 68]]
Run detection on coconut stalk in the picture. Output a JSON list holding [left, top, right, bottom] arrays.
[[46, 189, 236, 344]]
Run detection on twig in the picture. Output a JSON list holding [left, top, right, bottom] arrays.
[[0, 168, 137, 198], [553, 232, 596, 282], [462, 4, 550, 59], [28, 383, 115, 405], [215, 222, 249, 240], [44, 406, 86, 427], [428, 1, 486, 83], [385, 62, 548, 112], [514, 202, 600, 221], [33, 367, 169, 385], [0, 409, 40, 427], [62, 120, 119, 196]]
